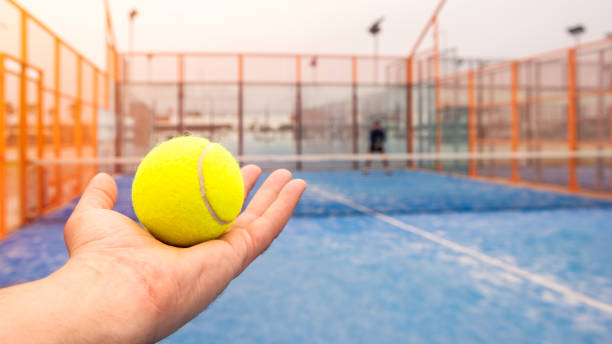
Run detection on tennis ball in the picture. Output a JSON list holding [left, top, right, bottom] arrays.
[[132, 136, 244, 247]]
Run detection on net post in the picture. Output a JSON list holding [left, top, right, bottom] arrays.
[[406, 57, 414, 168], [0, 54, 6, 238], [511, 61, 520, 182], [18, 9, 28, 224], [75, 56, 83, 195], [433, 17, 442, 172], [237, 54, 244, 157], [351, 56, 359, 170], [295, 55, 303, 171], [177, 54, 184, 135], [468, 71, 476, 177], [36, 71, 44, 215], [567, 48, 579, 191], [53, 38, 62, 206]]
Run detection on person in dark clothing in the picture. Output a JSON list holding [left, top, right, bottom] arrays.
[[363, 121, 391, 175]]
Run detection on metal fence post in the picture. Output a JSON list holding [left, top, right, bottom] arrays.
[[18, 9, 28, 224], [295, 55, 302, 170], [468, 71, 476, 177], [351, 57, 359, 170], [36, 72, 44, 214], [511, 61, 520, 182], [53, 38, 62, 205], [595, 49, 605, 189], [406, 57, 414, 168], [237, 55, 244, 157], [417, 60, 423, 162], [534, 61, 542, 182], [610, 60, 612, 194], [0, 55, 6, 238], [177, 54, 184, 135], [105, 46, 111, 110], [93, 70, 99, 174], [567, 48, 579, 191], [114, 56, 123, 174], [433, 17, 442, 171], [75, 56, 83, 194]]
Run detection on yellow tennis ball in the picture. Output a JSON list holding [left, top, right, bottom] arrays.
[[132, 136, 244, 247]]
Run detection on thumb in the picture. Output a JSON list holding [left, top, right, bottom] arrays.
[[72, 173, 118, 214]]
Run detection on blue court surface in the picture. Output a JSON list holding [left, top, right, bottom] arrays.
[[1, 170, 612, 343]]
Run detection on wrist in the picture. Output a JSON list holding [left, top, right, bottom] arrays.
[[45, 257, 158, 344]]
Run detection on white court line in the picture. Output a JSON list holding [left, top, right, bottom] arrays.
[[310, 186, 612, 315]]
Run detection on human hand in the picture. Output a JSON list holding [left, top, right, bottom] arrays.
[[0, 166, 306, 343]]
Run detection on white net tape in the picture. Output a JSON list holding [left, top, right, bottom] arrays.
[[29, 149, 612, 166]]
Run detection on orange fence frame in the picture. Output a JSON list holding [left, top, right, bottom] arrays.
[[295, 55, 303, 170], [237, 54, 244, 156], [433, 18, 442, 172], [18, 10, 28, 224], [0, 55, 5, 238], [53, 37, 62, 207], [567, 48, 579, 191], [405, 57, 414, 168], [468, 71, 476, 176], [37, 73, 44, 214], [75, 56, 83, 194], [0, 0, 113, 237], [510, 61, 520, 182], [351, 57, 359, 169]]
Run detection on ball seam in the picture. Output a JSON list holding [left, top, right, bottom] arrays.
[[197, 143, 233, 226]]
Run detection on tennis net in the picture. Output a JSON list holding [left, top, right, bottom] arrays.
[[28, 149, 612, 219]]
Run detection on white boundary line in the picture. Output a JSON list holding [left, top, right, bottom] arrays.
[[310, 185, 612, 315]]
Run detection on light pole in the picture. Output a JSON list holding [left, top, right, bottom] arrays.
[[567, 25, 585, 46], [128, 8, 139, 81], [368, 17, 384, 85]]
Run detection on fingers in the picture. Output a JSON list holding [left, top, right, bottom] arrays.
[[247, 179, 306, 252], [183, 170, 305, 274], [221, 177, 306, 274], [233, 169, 293, 228], [241, 164, 261, 202], [175, 171, 305, 319], [72, 173, 118, 214]]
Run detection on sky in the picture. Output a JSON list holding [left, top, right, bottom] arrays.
[[10, 0, 612, 69]]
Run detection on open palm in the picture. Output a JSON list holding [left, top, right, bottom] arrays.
[[60, 166, 306, 343]]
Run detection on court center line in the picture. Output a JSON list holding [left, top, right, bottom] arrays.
[[310, 186, 612, 315]]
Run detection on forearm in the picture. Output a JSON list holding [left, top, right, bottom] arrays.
[[0, 263, 129, 344], [0, 275, 80, 343]]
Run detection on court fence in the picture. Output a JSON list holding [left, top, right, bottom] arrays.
[[116, 39, 612, 189], [0, 0, 115, 237]]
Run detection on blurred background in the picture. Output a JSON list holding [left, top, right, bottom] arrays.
[[1, 0, 612, 343]]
